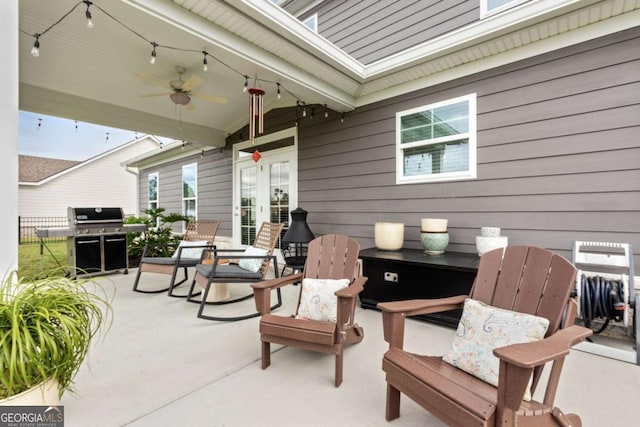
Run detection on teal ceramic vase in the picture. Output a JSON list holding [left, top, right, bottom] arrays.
[[421, 231, 449, 255]]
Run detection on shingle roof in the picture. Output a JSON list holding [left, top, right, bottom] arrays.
[[19, 155, 80, 183]]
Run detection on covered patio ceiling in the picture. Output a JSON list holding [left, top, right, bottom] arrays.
[[18, 0, 639, 148]]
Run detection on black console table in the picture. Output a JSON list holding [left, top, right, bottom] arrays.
[[359, 248, 479, 327]]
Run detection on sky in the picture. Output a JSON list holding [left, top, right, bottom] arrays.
[[18, 111, 169, 161]]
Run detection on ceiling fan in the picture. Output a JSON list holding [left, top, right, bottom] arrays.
[[137, 66, 227, 109]]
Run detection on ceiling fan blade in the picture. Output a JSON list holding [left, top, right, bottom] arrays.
[[134, 73, 170, 89], [181, 75, 203, 92], [191, 92, 227, 104], [139, 92, 171, 97]]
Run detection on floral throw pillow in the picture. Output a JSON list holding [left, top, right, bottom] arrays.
[[442, 298, 549, 400], [238, 246, 269, 273], [171, 240, 208, 259], [295, 278, 350, 322]]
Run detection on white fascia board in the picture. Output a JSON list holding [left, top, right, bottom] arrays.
[[356, 7, 640, 107], [362, 0, 593, 77], [124, 0, 357, 110], [123, 142, 217, 169], [231, 0, 365, 78]]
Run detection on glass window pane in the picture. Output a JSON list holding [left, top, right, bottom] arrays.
[[432, 101, 469, 135], [183, 199, 196, 219], [403, 140, 469, 177], [148, 174, 158, 201], [488, 0, 515, 11], [401, 111, 432, 144], [182, 164, 196, 198]]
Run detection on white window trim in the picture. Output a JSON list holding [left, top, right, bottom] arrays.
[[480, 0, 529, 19], [396, 93, 477, 185], [182, 163, 198, 221]]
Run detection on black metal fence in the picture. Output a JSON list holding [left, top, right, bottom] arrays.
[[19, 216, 67, 244]]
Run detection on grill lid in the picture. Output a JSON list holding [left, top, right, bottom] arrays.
[[69, 207, 124, 225]]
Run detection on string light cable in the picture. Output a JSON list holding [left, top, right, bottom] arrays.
[[19, 0, 345, 120]]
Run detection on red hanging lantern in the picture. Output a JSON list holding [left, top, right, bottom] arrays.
[[248, 87, 265, 143], [252, 149, 262, 163]]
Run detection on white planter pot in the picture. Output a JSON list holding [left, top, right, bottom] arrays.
[[0, 378, 59, 406], [476, 236, 508, 256], [480, 227, 501, 237], [374, 222, 404, 251], [421, 218, 448, 232]]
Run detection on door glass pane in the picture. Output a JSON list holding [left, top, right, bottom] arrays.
[[240, 166, 257, 245], [270, 161, 289, 248]]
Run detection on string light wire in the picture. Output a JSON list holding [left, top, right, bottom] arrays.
[[20, 0, 344, 120]]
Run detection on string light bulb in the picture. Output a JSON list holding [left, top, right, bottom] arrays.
[[84, 1, 94, 29], [149, 42, 158, 64], [24, 1, 321, 120], [202, 51, 208, 71], [324, 104, 328, 118], [31, 34, 40, 57], [341, 112, 345, 123]]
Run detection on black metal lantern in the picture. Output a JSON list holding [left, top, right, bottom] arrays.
[[281, 208, 314, 272]]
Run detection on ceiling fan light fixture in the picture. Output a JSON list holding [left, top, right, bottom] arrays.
[[170, 92, 190, 105]]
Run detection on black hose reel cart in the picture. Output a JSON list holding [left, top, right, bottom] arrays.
[[572, 241, 638, 365]]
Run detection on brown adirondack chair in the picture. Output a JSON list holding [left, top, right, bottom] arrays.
[[186, 222, 284, 321], [132, 220, 219, 295], [251, 234, 367, 387], [379, 246, 592, 427]]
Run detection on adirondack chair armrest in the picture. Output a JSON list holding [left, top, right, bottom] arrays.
[[251, 273, 304, 314], [252, 273, 304, 291], [493, 325, 593, 368], [377, 294, 468, 316], [336, 276, 368, 298], [378, 295, 468, 349]]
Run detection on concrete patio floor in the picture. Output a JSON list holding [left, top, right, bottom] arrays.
[[60, 268, 640, 426]]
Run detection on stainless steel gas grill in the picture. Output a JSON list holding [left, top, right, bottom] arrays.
[[36, 207, 147, 278]]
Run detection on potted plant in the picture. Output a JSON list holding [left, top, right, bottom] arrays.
[[0, 269, 111, 405], [125, 207, 191, 267]]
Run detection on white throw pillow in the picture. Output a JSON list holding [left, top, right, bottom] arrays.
[[171, 240, 208, 259], [442, 298, 549, 400], [238, 246, 269, 273], [295, 278, 350, 322]]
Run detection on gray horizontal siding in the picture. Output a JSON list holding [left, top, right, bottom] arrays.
[[138, 150, 233, 236], [296, 26, 640, 271], [305, 0, 479, 64]]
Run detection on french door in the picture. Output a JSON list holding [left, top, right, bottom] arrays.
[[233, 129, 297, 248]]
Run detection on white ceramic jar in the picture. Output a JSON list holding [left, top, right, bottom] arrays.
[[480, 227, 501, 237], [421, 218, 448, 232], [374, 222, 404, 251], [476, 236, 508, 256]]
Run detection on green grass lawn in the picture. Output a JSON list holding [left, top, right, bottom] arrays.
[[18, 241, 68, 279]]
